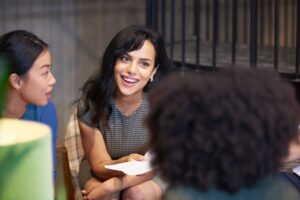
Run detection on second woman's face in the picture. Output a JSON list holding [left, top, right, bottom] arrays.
[[114, 40, 157, 98], [19, 49, 56, 106]]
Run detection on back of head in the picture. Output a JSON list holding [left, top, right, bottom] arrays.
[[147, 68, 300, 193], [0, 30, 48, 76]]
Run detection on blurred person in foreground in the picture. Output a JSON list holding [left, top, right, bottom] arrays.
[[147, 68, 300, 200]]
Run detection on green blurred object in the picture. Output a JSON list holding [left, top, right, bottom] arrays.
[[0, 53, 11, 115], [0, 119, 54, 200]]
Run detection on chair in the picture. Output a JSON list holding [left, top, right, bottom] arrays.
[[55, 144, 75, 200], [64, 109, 85, 199]]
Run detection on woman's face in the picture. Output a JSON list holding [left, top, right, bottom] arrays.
[[19, 49, 56, 106], [114, 40, 157, 98]]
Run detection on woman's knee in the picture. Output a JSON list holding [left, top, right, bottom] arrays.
[[84, 178, 98, 191], [121, 181, 162, 200], [122, 186, 146, 200]]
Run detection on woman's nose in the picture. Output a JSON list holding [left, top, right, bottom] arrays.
[[127, 62, 137, 74], [49, 72, 56, 85]]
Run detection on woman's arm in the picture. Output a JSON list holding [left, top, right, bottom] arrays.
[[78, 120, 145, 180], [284, 133, 300, 162], [83, 171, 156, 200], [119, 171, 156, 189]]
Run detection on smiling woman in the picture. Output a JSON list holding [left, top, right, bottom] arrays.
[[76, 25, 171, 199], [0, 30, 58, 178], [114, 40, 157, 115]]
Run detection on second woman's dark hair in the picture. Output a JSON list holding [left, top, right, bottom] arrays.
[[80, 25, 171, 127], [0, 30, 48, 76]]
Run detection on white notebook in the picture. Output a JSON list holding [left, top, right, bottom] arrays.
[[293, 165, 300, 176], [104, 151, 154, 175]]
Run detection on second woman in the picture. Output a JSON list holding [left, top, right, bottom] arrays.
[[77, 25, 171, 199]]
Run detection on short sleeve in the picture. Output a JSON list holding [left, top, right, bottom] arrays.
[[77, 97, 98, 128]]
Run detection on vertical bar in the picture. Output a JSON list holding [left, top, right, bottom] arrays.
[[224, 0, 230, 43], [259, 0, 265, 46], [160, 0, 166, 39], [170, 0, 175, 61], [268, 0, 273, 45], [284, 0, 288, 47], [243, 0, 248, 44], [146, 0, 153, 27], [181, 0, 186, 68], [232, 0, 238, 63], [212, 0, 219, 67], [195, 0, 201, 66], [193, 0, 198, 36], [206, 0, 210, 40], [291, 0, 296, 46], [296, 0, 300, 74], [250, 0, 258, 67], [152, 0, 158, 31], [274, 0, 279, 71], [286, 0, 291, 47]]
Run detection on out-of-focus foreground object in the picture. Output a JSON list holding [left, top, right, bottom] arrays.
[[0, 119, 53, 200], [0, 54, 11, 115]]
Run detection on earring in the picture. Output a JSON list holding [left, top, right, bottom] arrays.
[[150, 77, 154, 82]]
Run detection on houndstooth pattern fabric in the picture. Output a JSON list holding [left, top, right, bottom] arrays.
[[77, 94, 150, 159]]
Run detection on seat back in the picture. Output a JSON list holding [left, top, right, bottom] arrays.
[[55, 145, 75, 200], [64, 109, 85, 199]]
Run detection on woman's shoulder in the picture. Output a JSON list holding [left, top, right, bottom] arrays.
[[23, 101, 57, 125], [30, 101, 56, 113], [28, 101, 56, 118]]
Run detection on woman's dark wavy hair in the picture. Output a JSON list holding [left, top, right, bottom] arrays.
[[79, 25, 171, 126], [147, 68, 300, 193], [0, 30, 48, 77]]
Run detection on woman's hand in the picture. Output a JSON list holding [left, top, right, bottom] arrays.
[[284, 132, 300, 162], [82, 177, 122, 200], [126, 153, 144, 162]]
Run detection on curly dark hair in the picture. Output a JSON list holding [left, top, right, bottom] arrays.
[[146, 68, 300, 193]]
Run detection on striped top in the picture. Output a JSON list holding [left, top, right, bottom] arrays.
[[77, 94, 150, 159]]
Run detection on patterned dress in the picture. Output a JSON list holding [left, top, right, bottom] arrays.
[[77, 94, 150, 159]]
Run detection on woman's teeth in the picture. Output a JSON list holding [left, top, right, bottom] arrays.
[[122, 76, 138, 83]]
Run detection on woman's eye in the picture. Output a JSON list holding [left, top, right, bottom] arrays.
[[141, 62, 150, 67], [120, 56, 129, 62], [42, 71, 49, 76]]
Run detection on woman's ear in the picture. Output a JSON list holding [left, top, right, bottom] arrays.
[[150, 65, 159, 82], [8, 73, 22, 90]]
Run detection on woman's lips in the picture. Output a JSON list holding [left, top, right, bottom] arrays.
[[121, 75, 139, 87], [45, 91, 52, 99]]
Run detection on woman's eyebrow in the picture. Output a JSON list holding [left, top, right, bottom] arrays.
[[123, 53, 131, 57], [139, 58, 152, 62], [40, 65, 50, 70]]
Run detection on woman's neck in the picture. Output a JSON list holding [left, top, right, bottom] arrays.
[[114, 92, 143, 116], [3, 90, 27, 119]]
